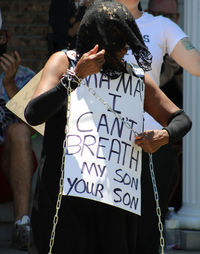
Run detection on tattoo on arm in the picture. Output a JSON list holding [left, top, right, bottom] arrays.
[[181, 37, 195, 51]]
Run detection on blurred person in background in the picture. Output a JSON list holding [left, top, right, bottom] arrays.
[[47, 0, 91, 55], [149, 0, 184, 212], [0, 9, 37, 250]]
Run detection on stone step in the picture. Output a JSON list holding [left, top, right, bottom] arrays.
[[0, 202, 14, 249], [0, 202, 14, 223], [0, 222, 13, 243], [0, 203, 27, 253], [0, 243, 27, 254], [0, 220, 14, 252]]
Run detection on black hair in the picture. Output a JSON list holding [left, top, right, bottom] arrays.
[[76, 0, 152, 74], [0, 29, 8, 56], [138, 3, 142, 11]]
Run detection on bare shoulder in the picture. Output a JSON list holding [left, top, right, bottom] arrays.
[[47, 51, 69, 67], [42, 50, 70, 79]]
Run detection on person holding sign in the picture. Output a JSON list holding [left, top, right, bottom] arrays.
[[24, 1, 191, 253]]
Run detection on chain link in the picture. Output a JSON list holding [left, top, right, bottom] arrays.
[[82, 81, 166, 253], [48, 76, 165, 253], [48, 80, 72, 254], [148, 153, 165, 254]]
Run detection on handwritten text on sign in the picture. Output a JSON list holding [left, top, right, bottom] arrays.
[[63, 72, 144, 215]]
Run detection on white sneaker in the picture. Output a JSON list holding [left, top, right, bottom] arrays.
[[12, 215, 31, 250]]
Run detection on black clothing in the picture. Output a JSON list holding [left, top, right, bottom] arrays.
[[48, 0, 87, 54], [160, 55, 183, 109], [136, 145, 178, 254], [26, 2, 191, 251], [26, 61, 141, 254], [24, 82, 68, 126], [76, 1, 152, 73], [163, 109, 192, 143]]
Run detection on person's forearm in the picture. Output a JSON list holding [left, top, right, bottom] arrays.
[[0, 98, 16, 131], [163, 109, 192, 143], [3, 79, 19, 99], [134, 110, 192, 153], [24, 80, 70, 126], [171, 39, 200, 77]]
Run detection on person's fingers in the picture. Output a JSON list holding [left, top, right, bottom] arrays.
[[14, 51, 21, 64], [134, 135, 144, 145], [0, 61, 8, 71], [134, 134, 144, 141], [1, 53, 15, 64], [0, 56, 13, 70], [95, 49, 105, 57], [85, 44, 99, 57], [135, 130, 154, 140], [84, 49, 105, 70], [89, 49, 105, 64]]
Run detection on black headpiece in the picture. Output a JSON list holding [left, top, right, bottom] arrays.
[[76, 0, 152, 75]]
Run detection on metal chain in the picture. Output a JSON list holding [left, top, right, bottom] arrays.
[[148, 153, 165, 254], [48, 78, 72, 254], [82, 81, 166, 253], [81, 80, 166, 253], [48, 75, 165, 253]]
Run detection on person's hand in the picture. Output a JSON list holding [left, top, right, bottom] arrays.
[[134, 129, 169, 153], [74, 44, 105, 79], [0, 50, 21, 88]]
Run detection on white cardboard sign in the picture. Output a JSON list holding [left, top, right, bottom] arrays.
[[6, 69, 45, 135], [63, 72, 144, 215]]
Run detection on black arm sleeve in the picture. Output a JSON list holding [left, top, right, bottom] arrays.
[[163, 109, 192, 143], [24, 78, 77, 126]]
